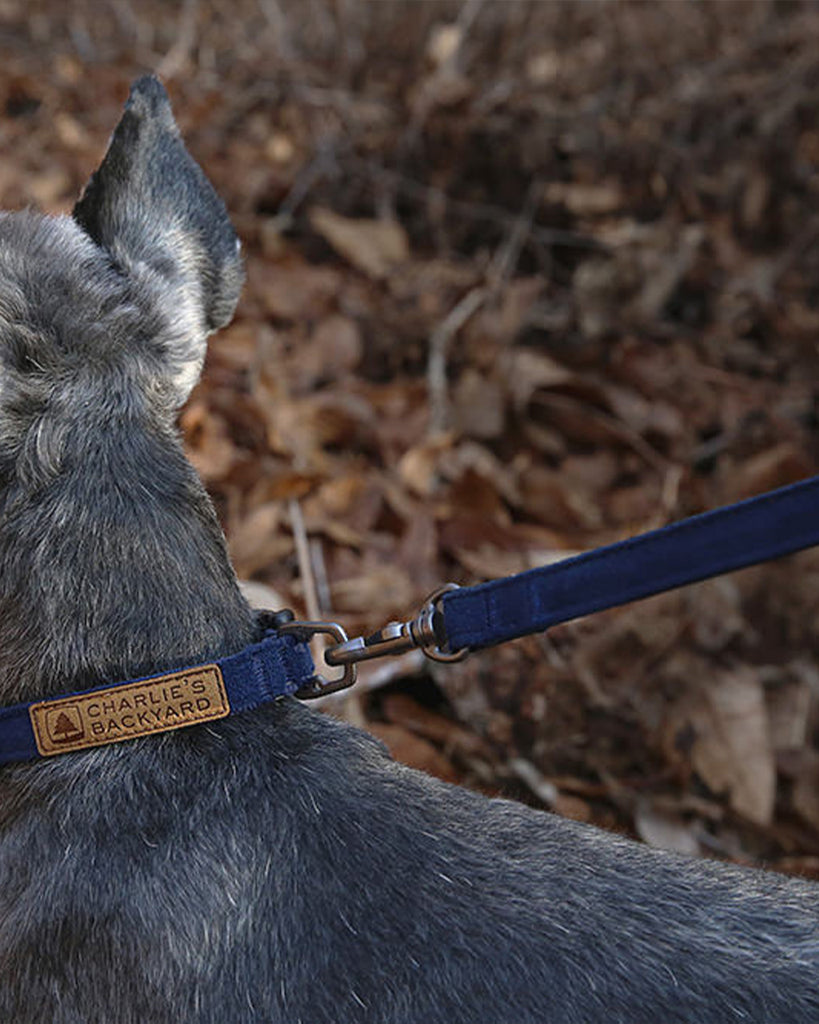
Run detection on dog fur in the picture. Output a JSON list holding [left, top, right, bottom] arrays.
[[0, 77, 817, 1024]]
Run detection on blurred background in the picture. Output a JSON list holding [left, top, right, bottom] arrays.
[[4, 0, 819, 871]]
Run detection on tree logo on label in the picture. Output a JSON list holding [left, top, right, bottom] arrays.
[[46, 707, 84, 744]]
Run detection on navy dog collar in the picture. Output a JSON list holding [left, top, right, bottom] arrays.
[[0, 628, 317, 765]]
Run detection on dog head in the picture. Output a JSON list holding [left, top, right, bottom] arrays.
[[0, 76, 243, 484], [0, 78, 252, 702]]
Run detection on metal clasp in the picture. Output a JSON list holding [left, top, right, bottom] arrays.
[[324, 584, 468, 670], [274, 619, 358, 699]]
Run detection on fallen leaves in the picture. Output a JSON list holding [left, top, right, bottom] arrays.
[[310, 207, 410, 280], [665, 666, 776, 827], [11, 0, 819, 870]]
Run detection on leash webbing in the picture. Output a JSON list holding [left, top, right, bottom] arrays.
[[325, 473, 819, 669], [439, 474, 819, 651]]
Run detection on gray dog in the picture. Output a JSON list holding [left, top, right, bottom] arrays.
[[0, 77, 816, 1024]]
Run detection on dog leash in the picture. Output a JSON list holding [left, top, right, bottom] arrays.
[[0, 473, 817, 764], [326, 473, 819, 666]]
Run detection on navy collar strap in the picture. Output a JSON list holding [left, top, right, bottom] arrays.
[[0, 629, 317, 766]]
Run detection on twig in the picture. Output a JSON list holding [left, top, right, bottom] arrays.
[[309, 537, 332, 616], [487, 181, 539, 294], [289, 498, 363, 723], [258, 0, 297, 62], [156, 0, 199, 80], [288, 497, 320, 621], [350, 158, 604, 252], [426, 180, 536, 434], [427, 286, 487, 435], [531, 392, 669, 476], [507, 758, 559, 807], [272, 137, 340, 228], [401, 0, 486, 153], [68, 14, 97, 62]]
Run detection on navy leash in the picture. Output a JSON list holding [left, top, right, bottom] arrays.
[[440, 472, 819, 652], [0, 473, 817, 764], [327, 473, 819, 665]]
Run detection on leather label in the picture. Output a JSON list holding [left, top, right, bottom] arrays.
[[29, 665, 230, 756]]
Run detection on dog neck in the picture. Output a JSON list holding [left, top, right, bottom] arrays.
[[0, 420, 255, 705]]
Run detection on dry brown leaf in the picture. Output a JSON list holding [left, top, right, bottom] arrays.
[[721, 443, 815, 502], [304, 475, 383, 535], [791, 752, 819, 833], [452, 543, 575, 583], [246, 467, 319, 503], [26, 168, 71, 207], [605, 485, 660, 526], [573, 255, 638, 339], [209, 321, 263, 371], [228, 504, 293, 578], [268, 392, 374, 463], [447, 471, 510, 525], [529, 393, 619, 448], [440, 513, 566, 571], [665, 666, 775, 826], [451, 368, 506, 439], [54, 112, 91, 150], [634, 804, 701, 856], [311, 315, 363, 376], [330, 563, 415, 616], [252, 258, 341, 321], [283, 317, 364, 391], [366, 722, 459, 783], [519, 465, 604, 531], [386, 257, 480, 308], [502, 348, 573, 411], [687, 578, 746, 653], [455, 545, 534, 580], [438, 441, 521, 508], [633, 224, 704, 321], [766, 666, 813, 753], [396, 511, 439, 589], [466, 278, 543, 352], [310, 207, 409, 280], [181, 405, 237, 483], [381, 693, 491, 759], [398, 433, 456, 497], [604, 383, 667, 436], [561, 452, 620, 492], [239, 579, 288, 611], [544, 180, 624, 216], [302, 518, 368, 550], [552, 794, 593, 823]]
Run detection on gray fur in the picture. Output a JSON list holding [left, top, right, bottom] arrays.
[[0, 77, 816, 1024]]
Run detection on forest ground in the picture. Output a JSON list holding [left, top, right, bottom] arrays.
[[2, 0, 819, 873]]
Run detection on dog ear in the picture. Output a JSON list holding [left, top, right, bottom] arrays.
[[73, 76, 243, 404]]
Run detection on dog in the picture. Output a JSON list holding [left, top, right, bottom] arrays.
[[0, 77, 816, 1024]]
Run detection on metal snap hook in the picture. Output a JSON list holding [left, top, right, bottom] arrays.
[[275, 620, 358, 699], [323, 584, 468, 670]]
